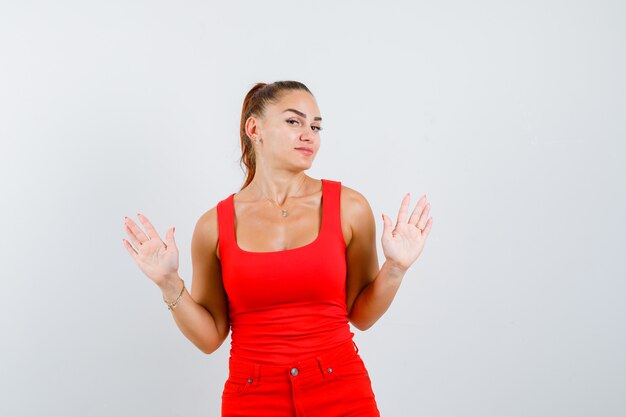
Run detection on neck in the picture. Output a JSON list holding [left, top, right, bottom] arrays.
[[251, 172, 308, 205]]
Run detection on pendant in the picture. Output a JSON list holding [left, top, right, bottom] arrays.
[[281, 210, 289, 217]]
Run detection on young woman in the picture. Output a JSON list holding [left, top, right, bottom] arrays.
[[122, 80, 433, 416]]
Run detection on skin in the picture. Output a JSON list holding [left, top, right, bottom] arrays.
[[122, 89, 433, 354]]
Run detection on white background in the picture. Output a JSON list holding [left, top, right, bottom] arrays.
[[1, 1, 625, 416]]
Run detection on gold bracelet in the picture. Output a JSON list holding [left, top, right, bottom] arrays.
[[163, 279, 185, 310]]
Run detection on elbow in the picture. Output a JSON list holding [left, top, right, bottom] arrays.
[[200, 341, 218, 355], [354, 322, 375, 332], [349, 316, 376, 332], [199, 330, 229, 355], [200, 339, 224, 355]]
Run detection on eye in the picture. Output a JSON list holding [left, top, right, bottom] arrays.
[[287, 119, 322, 132]]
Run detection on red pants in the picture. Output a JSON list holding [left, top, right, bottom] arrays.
[[221, 340, 380, 416]]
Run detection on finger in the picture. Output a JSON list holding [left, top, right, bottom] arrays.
[[422, 217, 433, 238], [382, 213, 393, 240], [396, 193, 411, 225], [416, 202, 431, 230], [123, 222, 140, 247], [125, 216, 150, 245], [124, 217, 148, 248], [122, 238, 138, 258], [137, 213, 162, 241], [165, 226, 176, 249], [408, 194, 428, 226]]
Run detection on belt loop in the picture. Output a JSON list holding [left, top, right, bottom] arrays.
[[317, 354, 338, 381], [353, 340, 359, 354], [316, 356, 326, 380]]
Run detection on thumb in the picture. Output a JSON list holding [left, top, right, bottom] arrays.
[[165, 226, 176, 248], [381, 213, 393, 239]]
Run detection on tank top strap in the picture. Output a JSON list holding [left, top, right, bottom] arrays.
[[216, 193, 236, 250], [321, 178, 345, 247]]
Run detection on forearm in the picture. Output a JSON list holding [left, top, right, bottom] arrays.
[[160, 275, 227, 354], [348, 261, 407, 331]]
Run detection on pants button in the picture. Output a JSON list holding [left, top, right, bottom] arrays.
[[327, 367, 333, 373], [290, 367, 299, 376]]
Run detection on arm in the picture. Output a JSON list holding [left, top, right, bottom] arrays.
[[160, 207, 230, 354], [343, 188, 432, 331]]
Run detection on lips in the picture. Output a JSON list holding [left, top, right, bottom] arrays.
[[295, 147, 314, 155]]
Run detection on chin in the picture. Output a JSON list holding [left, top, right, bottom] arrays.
[[294, 161, 314, 171]]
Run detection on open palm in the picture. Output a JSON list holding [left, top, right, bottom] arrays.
[[381, 193, 433, 272], [122, 213, 178, 287]]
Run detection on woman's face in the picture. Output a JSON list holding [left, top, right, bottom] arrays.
[[251, 90, 323, 172]]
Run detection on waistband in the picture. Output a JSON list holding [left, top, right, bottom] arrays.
[[227, 339, 360, 383]]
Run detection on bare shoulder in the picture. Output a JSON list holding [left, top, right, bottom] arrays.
[[341, 184, 373, 216], [193, 205, 219, 257], [340, 184, 375, 246]]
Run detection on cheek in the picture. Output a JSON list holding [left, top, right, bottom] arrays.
[[265, 140, 293, 159], [266, 126, 295, 143]]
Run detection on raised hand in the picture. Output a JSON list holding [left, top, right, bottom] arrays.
[[381, 193, 433, 272], [122, 213, 179, 288]]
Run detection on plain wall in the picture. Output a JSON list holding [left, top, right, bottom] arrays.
[[1, 0, 625, 416]]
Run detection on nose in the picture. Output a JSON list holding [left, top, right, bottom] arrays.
[[299, 126, 315, 142]]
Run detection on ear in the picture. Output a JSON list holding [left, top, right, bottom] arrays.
[[245, 114, 262, 141]]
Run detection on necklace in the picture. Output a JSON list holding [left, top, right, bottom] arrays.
[[253, 176, 307, 217]]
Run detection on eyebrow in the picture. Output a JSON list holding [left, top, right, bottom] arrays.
[[283, 108, 322, 122]]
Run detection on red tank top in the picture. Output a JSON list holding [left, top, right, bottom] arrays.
[[216, 178, 354, 365]]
